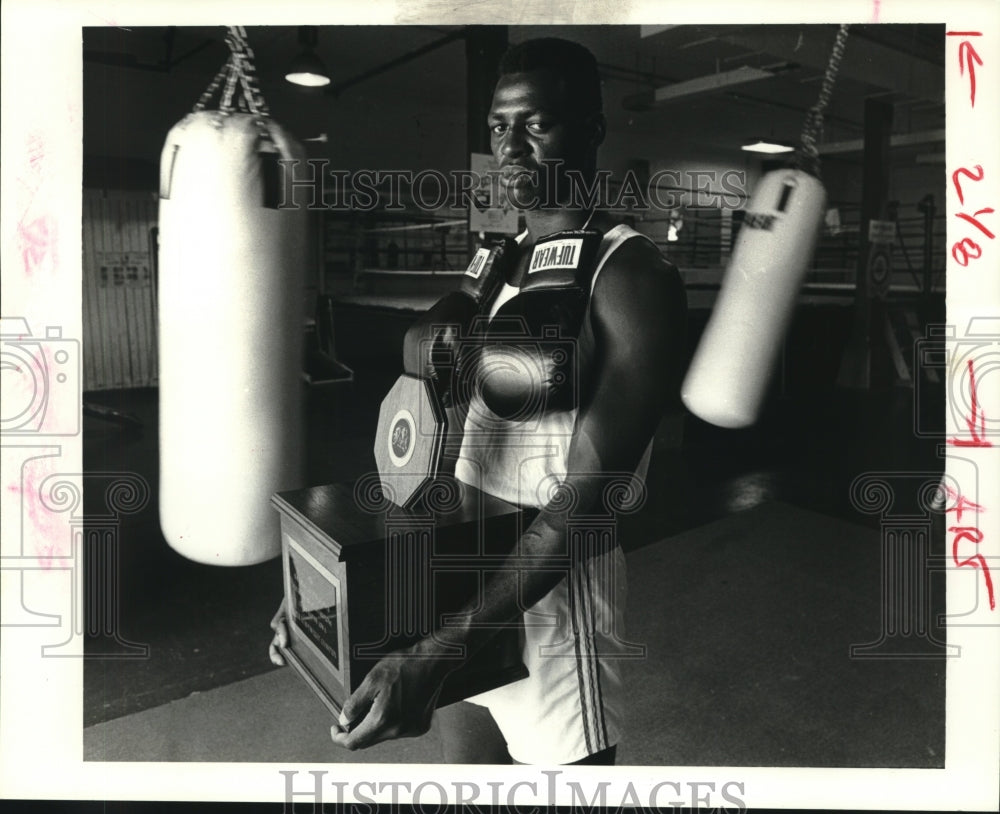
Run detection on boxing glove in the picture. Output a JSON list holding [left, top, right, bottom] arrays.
[[477, 229, 603, 421], [402, 238, 515, 408]]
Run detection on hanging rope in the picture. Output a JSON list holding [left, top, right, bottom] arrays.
[[195, 59, 233, 112], [797, 24, 850, 178], [224, 26, 271, 118], [192, 28, 269, 116], [191, 26, 274, 146], [221, 54, 240, 112]]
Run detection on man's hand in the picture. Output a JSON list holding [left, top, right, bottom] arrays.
[[330, 638, 458, 750], [268, 602, 288, 666]]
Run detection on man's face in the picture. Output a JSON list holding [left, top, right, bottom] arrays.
[[488, 69, 602, 208]]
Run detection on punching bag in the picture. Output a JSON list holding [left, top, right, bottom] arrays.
[[158, 38, 308, 565], [681, 169, 826, 428], [681, 24, 849, 429]]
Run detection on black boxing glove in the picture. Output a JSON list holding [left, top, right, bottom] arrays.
[[402, 238, 514, 408], [477, 229, 603, 421]]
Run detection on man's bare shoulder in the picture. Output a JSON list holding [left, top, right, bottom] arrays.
[[591, 229, 685, 321]]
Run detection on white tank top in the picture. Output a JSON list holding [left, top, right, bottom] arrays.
[[455, 224, 654, 508]]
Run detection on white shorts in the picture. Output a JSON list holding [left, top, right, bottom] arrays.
[[464, 543, 629, 765]]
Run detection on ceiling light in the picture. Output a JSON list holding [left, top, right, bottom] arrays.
[[741, 139, 795, 154], [286, 26, 330, 88]]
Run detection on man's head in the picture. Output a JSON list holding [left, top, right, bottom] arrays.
[[489, 38, 606, 207]]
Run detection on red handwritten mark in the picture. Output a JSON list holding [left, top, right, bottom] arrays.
[[949, 167, 993, 264], [956, 207, 996, 239], [949, 359, 992, 447], [26, 133, 45, 173], [952, 164, 984, 205], [16, 132, 45, 217], [957, 40, 984, 108], [947, 31, 983, 108], [871, 0, 880, 22], [949, 526, 995, 610], [18, 215, 55, 276], [941, 486, 984, 522], [15, 133, 58, 277], [7, 459, 71, 570], [952, 236, 983, 266], [940, 486, 994, 611]]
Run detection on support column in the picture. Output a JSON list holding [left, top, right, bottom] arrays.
[[917, 193, 937, 324], [466, 26, 508, 157], [465, 26, 508, 254], [836, 99, 894, 389]]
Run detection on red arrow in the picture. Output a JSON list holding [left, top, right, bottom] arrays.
[[958, 40, 984, 108], [950, 359, 992, 447]]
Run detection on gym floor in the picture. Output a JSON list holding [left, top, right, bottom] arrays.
[[80, 302, 948, 766]]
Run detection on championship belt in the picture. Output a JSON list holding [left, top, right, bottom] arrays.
[[375, 239, 514, 507]]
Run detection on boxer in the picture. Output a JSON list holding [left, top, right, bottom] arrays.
[[271, 36, 687, 765]]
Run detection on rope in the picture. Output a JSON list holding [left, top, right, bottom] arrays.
[[189, 26, 274, 147], [221, 55, 240, 111], [224, 26, 271, 118], [798, 24, 850, 178], [225, 26, 273, 146], [194, 61, 232, 112]]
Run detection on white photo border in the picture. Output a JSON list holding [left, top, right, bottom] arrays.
[[1, 0, 998, 809]]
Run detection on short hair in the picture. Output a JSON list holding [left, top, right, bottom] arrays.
[[497, 37, 603, 116]]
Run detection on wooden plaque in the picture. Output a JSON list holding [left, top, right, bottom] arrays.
[[272, 480, 528, 722]]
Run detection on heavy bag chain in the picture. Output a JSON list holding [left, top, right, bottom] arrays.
[[194, 26, 273, 146], [797, 24, 850, 179]]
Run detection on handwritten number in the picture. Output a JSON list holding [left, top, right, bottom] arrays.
[[942, 32, 994, 610], [951, 237, 983, 266], [956, 207, 996, 239], [952, 165, 984, 205]]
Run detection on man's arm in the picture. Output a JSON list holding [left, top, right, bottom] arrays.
[[332, 237, 687, 749]]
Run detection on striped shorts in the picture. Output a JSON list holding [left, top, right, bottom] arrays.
[[464, 543, 628, 765]]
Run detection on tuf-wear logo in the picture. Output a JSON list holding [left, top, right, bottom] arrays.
[[529, 238, 582, 272], [465, 248, 490, 279], [743, 212, 777, 231]]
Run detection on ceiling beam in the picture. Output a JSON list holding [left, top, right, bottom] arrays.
[[712, 27, 943, 104], [325, 27, 469, 97], [818, 128, 945, 155], [639, 25, 942, 104], [83, 36, 216, 73], [652, 65, 776, 103]]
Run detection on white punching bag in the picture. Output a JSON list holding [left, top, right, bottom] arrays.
[[158, 111, 307, 565], [681, 168, 826, 428]]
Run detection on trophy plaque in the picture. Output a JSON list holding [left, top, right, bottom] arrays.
[[272, 479, 528, 721]]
